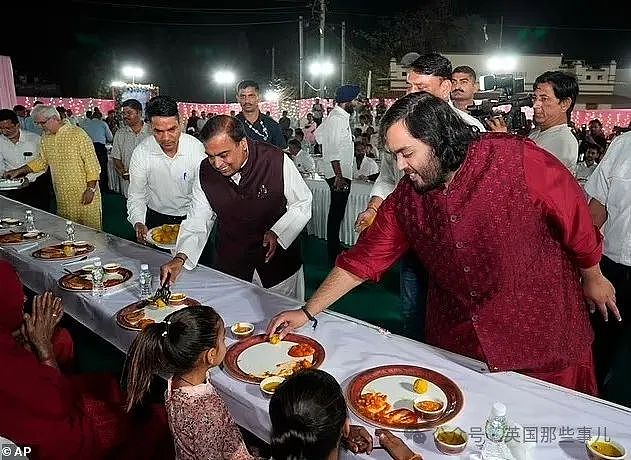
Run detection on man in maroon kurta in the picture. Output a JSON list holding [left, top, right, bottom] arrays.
[[267, 92, 620, 395]]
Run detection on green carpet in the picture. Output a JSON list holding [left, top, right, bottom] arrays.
[[71, 192, 404, 374]]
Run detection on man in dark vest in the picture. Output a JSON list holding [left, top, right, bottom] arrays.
[[160, 115, 312, 300]]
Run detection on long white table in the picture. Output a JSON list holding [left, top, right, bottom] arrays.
[[305, 177, 373, 246], [1, 195, 630, 460]]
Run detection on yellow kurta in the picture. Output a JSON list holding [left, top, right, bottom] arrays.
[[28, 122, 102, 230]]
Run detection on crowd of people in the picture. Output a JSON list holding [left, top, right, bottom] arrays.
[[1, 50, 630, 459]]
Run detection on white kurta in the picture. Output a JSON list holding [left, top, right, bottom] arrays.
[[585, 131, 631, 266], [127, 133, 206, 226], [292, 149, 316, 174], [176, 155, 312, 300], [528, 124, 578, 175], [353, 156, 380, 179], [315, 106, 354, 180]]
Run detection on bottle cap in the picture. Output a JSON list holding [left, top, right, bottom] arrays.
[[66, 220, 72, 224], [94, 258, 102, 266], [492, 402, 506, 417], [141, 264, 149, 270]]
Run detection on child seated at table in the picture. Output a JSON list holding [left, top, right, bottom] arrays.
[[124, 305, 256, 460], [270, 368, 424, 460]]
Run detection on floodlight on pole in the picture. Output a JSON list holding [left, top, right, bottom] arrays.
[[486, 55, 518, 73], [122, 65, 145, 84], [213, 70, 236, 103]]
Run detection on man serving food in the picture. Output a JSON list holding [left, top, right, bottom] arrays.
[[268, 92, 618, 395], [126, 96, 205, 244]]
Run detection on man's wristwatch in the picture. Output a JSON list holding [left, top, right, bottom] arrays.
[[301, 306, 318, 329], [86, 186, 97, 193]]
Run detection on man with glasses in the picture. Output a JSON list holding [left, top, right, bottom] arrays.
[[4, 105, 102, 230]]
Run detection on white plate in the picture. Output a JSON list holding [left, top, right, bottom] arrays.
[[236, 340, 314, 379], [361, 375, 448, 412], [81, 272, 124, 283], [142, 303, 190, 323], [145, 227, 177, 250]]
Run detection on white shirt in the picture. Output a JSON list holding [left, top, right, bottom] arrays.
[[314, 105, 354, 180], [292, 149, 315, 174], [197, 117, 207, 132], [110, 123, 152, 169], [370, 104, 486, 199], [0, 130, 44, 182], [528, 124, 578, 175], [576, 161, 597, 184], [127, 133, 206, 226], [585, 131, 631, 266], [353, 156, 379, 179], [176, 155, 312, 270]]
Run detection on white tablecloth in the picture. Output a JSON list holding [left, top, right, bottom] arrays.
[[1, 195, 630, 460], [305, 177, 373, 246]]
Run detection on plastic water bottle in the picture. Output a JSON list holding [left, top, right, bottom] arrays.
[[65, 220, 76, 242], [481, 402, 515, 460], [91, 259, 105, 297], [24, 210, 35, 231], [139, 264, 153, 299]]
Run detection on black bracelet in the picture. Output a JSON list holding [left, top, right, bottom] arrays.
[[301, 306, 318, 329], [174, 255, 186, 264]]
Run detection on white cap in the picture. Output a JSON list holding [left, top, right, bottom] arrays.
[[492, 402, 507, 417], [141, 264, 149, 270], [66, 220, 72, 224], [94, 257, 101, 266]]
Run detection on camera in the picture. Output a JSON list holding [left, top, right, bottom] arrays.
[[469, 73, 533, 134]]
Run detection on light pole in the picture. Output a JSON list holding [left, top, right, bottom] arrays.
[[214, 70, 236, 104], [122, 65, 144, 84], [309, 60, 334, 97]]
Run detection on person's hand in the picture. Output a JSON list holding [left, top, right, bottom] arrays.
[[354, 208, 377, 233], [266, 309, 309, 340], [82, 188, 95, 205], [160, 257, 185, 285], [134, 222, 149, 244], [376, 430, 419, 460], [23, 292, 63, 362], [487, 116, 508, 132], [583, 270, 620, 322], [263, 230, 279, 263], [4, 168, 24, 179], [342, 425, 373, 454]]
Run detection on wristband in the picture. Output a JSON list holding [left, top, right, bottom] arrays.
[[86, 186, 97, 193], [174, 255, 187, 265], [367, 205, 379, 214], [301, 306, 318, 329]]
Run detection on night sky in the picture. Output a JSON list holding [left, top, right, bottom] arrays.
[[2, 0, 628, 102]]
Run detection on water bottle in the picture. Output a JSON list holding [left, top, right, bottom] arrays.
[[24, 210, 35, 232], [91, 259, 105, 297], [139, 264, 153, 299], [481, 402, 515, 460], [65, 220, 76, 243]]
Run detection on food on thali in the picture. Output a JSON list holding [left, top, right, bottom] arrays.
[[0, 217, 22, 227], [590, 441, 623, 458], [224, 334, 325, 384], [346, 365, 463, 431], [234, 324, 253, 334], [116, 296, 200, 331], [33, 242, 94, 259], [262, 381, 282, 392], [413, 378, 429, 394], [169, 293, 187, 303], [415, 400, 443, 412], [151, 224, 180, 245], [288, 343, 315, 357], [59, 267, 131, 291], [0, 231, 46, 244], [262, 358, 313, 378], [269, 334, 281, 345], [437, 430, 466, 446]]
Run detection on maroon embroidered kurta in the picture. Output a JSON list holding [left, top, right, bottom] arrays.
[[338, 134, 601, 382]]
